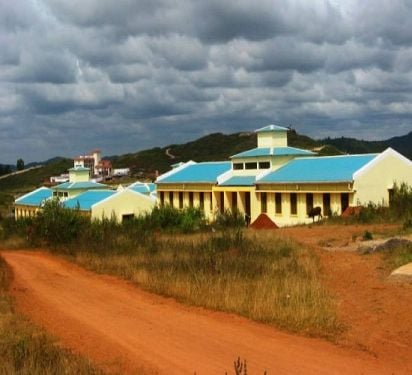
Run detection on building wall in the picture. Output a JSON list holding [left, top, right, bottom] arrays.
[[92, 190, 155, 222], [15, 205, 39, 219], [69, 169, 90, 182], [257, 132, 287, 148], [353, 151, 412, 206]]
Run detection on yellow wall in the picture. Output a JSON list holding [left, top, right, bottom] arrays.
[[14, 205, 39, 219], [353, 150, 412, 206], [257, 131, 287, 148], [92, 189, 155, 222], [69, 169, 90, 182]]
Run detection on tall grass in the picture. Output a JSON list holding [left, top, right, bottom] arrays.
[[0, 256, 100, 374], [73, 230, 341, 338]]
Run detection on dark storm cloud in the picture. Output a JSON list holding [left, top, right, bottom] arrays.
[[0, 0, 412, 164]]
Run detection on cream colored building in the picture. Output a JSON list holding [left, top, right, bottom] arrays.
[[156, 125, 412, 227]]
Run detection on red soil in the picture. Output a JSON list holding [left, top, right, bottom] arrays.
[[250, 213, 279, 229], [2, 248, 407, 374]]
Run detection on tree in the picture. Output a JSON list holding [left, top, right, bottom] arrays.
[[16, 158, 24, 171]]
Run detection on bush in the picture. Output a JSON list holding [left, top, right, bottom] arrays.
[[214, 209, 245, 229]]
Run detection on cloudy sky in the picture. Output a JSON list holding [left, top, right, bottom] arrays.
[[1, 0, 412, 164]]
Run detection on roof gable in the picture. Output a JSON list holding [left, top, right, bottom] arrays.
[[255, 124, 289, 133], [257, 154, 378, 184], [157, 162, 231, 184]]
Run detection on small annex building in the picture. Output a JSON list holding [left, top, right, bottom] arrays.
[[14, 187, 53, 219], [156, 124, 412, 227], [63, 186, 156, 222]]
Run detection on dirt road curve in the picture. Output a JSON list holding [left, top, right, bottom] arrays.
[[2, 251, 400, 374]]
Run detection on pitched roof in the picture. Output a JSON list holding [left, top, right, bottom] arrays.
[[157, 162, 231, 184], [219, 175, 256, 186], [231, 146, 315, 159], [128, 183, 156, 194], [255, 124, 289, 133], [15, 187, 52, 206], [63, 190, 116, 211], [53, 181, 108, 190], [257, 154, 378, 184]]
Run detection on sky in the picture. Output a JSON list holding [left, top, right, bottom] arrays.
[[1, 0, 412, 164]]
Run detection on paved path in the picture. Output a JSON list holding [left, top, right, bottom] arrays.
[[2, 251, 401, 374]]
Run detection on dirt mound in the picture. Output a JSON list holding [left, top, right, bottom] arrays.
[[250, 213, 278, 229], [341, 206, 362, 217]]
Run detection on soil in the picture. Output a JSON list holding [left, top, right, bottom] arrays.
[[2, 244, 408, 375], [249, 213, 278, 229], [279, 224, 412, 373]]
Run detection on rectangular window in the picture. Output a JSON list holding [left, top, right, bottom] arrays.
[[290, 193, 297, 215], [209, 192, 213, 211], [245, 162, 258, 170], [275, 193, 282, 214], [258, 161, 270, 169], [220, 192, 225, 214], [64, 192, 68, 197], [261, 192, 267, 213], [169, 192, 174, 207], [341, 193, 349, 214], [159, 191, 164, 207], [189, 192, 194, 208], [323, 193, 331, 216], [179, 192, 183, 209], [232, 192, 237, 212], [233, 163, 243, 170], [306, 193, 313, 215], [199, 192, 204, 210]]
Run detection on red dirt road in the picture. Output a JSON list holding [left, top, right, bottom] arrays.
[[2, 251, 403, 374]]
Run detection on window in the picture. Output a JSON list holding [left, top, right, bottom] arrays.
[[341, 193, 349, 214], [259, 161, 270, 169], [220, 192, 225, 214], [159, 191, 164, 207], [122, 214, 134, 222], [189, 192, 194, 208], [275, 193, 282, 214], [209, 192, 213, 211], [179, 192, 183, 209], [290, 193, 297, 215], [232, 192, 237, 212], [245, 162, 258, 170], [306, 193, 313, 215], [64, 192, 68, 197], [261, 192, 267, 213], [323, 193, 331, 216], [169, 192, 174, 207], [199, 192, 204, 210], [233, 163, 243, 170]]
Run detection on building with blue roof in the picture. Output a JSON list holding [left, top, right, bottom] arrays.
[[15, 187, 53, 218], [156, 124, 412, 226]]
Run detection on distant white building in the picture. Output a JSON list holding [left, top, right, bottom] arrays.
[[74, 149, 112, 179], [113, 168, 130, 177]]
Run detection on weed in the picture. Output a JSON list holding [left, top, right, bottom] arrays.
[[362, 231, 373, 241]]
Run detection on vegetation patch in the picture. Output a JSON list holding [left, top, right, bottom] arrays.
[[0, 256, 100, 374]]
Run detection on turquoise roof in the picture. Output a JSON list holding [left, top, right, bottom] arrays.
[[219, 176, 256, 186], [256, 124, 289, 133], [53, 181, 108, 190], [129, 183, 156, 195], [257, 154, 378, 184], [231, 147, 315, 159], [63, 190, 115, 211], [157, 162, 231, 184], [15, 187, 52, 206]]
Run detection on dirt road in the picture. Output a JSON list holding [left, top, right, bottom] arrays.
[[2, 251, 403, 374]]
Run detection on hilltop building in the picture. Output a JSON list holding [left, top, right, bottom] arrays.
[[156, 125, 412, 226], [74, 149, 112, 180]]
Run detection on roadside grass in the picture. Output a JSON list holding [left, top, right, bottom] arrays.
[[381, 243, 412, 270], [0, 255, 100, 374], [73, 229, 342, 339]]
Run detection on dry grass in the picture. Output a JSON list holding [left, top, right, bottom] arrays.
[[0, 255, 101, 375], [73, 229, 342, 339]]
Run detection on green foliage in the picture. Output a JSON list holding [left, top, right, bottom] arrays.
[[362, 230, 373, 241], [215, 209, 245, 228], [16, 158, 24, 171]]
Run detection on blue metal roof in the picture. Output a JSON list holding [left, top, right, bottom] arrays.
[[157, 162, 231, 183], [129, 183, 156, 195], [257, 154, 378, 183], [219, 176, 256, 186], [256, 124, 289, 133], [231, 147, 315, 159], [53, 181, 108, 190], [15, 187, 52, 206], [63, 190, 115, 211]]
